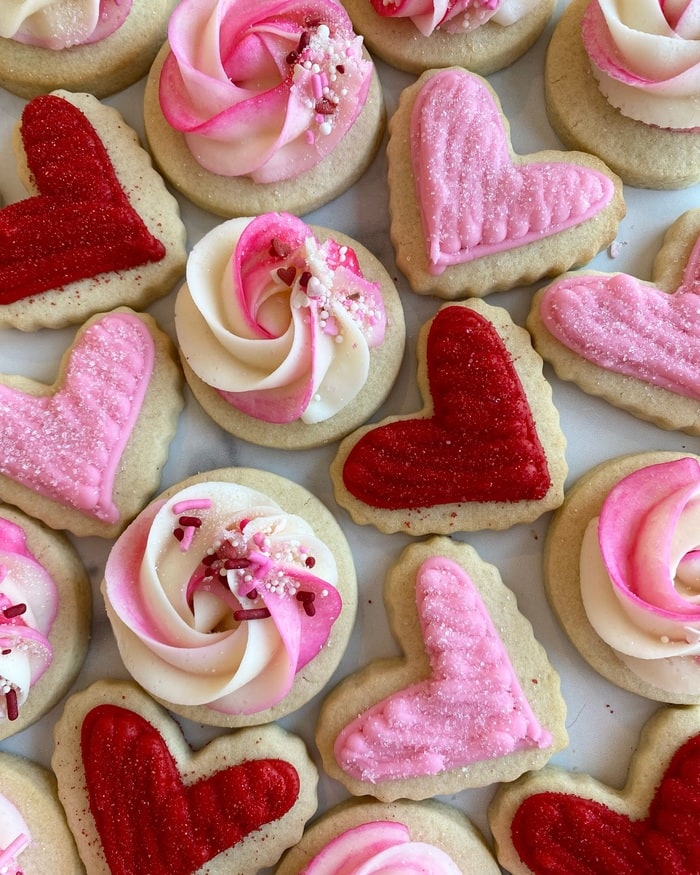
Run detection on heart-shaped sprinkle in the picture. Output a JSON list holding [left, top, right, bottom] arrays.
[[509, 729, 700, 874], [411, 69, 615, 274], [334, 555, 551, 782], [538, 228, 700, 400], [341, 305, 551, 509], [0, 311, 154, 523], [276, 265, 297, 287], [81, 703, 300, 875], [0, 94, 165, 305]]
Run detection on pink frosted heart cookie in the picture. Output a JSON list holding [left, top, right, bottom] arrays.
[[338, 0, 555, 75], [316, 537, 567, 801], [331, 299, 567, 536], [102, 467, 357, 726], [52, 679, 318, 875], [0, 0, 179, 99], [529, 209, 700, 435], [387, 66, 625, 298], [143, 0, 386, 218], [545, 450, 700, 703], [276, 797, 500, 874], [0, 308, 183, 538], [0, 504, 90, 740], [490, 705, 700, 874], [545, 0, 700, 189], [0, 750, 83, 874], [1, 90, 186, 331], [175, 213, 405, 449]]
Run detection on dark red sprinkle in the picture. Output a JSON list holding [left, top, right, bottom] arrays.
[[336, 64, 345, 74], [233, 608, 272, 621], [304, 556, 316, 568], [302, 601, 316, 617], [2, 603, 26, 619], [296, 590, 315, 602], [286, 50, 298, 65], [297, 30, 311, 53], [247, 589, 258, 600], [5, 688, 18, 721], [299, 271, 311, 287], [173, 528, 184, 542], [1, 649, 11, 655], [315, 98, 335, 116], [225, 558, 251, 569], [178, 516, 202, 527], [270, 237, 292, 257]]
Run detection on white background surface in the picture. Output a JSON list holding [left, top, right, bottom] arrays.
[[0, 1, 698, 871]]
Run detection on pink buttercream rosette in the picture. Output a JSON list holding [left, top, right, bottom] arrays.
[[159, 0, 373, 182], [582, 0, 700, 129]]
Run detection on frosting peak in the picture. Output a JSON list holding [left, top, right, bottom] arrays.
[[103, 481, 342, 715], [0, 518, 57, 722], [370, 0, 534, 37], [582, 0, 700, 129], [159, 0, 373, 182], [0, 0, 132, 49], [175, 212, 386, 424], [581, 457, 700, 693]]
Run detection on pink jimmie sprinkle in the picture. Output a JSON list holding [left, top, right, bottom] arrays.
[[172, 498, 212, 514]]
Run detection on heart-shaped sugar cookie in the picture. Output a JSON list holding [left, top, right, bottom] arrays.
[[387, 67, 625, 298], [53, 680, 318, 875], [316, 538, 567, 801], [529, 208, 700, 435], [0, 309, 183, 537], [490, 705, 700, 875], [331, 299, 567, 535], [0, 91, 186, 330]]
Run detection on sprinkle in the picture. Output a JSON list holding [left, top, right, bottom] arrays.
[[305, 556, 316, 568], [173, 528, 184, 542], [233, 607, 272, 621], [2, 604, 26, 619], [178, 515, 202, 528], [270, 237, 292, 258], [179, 527, 196, 552], [311, 72, 324, 99], [5, 688, 18, 720], [172, 498, 211, 514]]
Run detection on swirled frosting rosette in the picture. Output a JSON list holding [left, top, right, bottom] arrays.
[[369, 0, 534, 37], [544, 452, 700, 703], [0, 518, 57, 725], [159, 0, 373, 184], [103, 469, 357, 726], [175, 212, 404, 449], [0, 0, 131, 49], [581, 457, 700, 694], [582, 0, 700, 130], [0, 507, 90, 742]]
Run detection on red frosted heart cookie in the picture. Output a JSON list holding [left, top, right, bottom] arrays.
[[490, 705, 700, 874], [0, 90, 186, 330], [52, 680, 318, 875], [316, 537, 567, 801], [529, 208, 700, 436], [331, 299, 567, 535], [0, 308, 183, 538], [387, 67, 625, 298]]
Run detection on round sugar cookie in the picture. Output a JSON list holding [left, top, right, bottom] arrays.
[[102, 468, 358, 727], [0, 751, 83, 873], [544, 0, 700, 189], [0, 0, 179, 99], [143, 42, 386, 218], [0, 503, 91, 741], [545, 451, 700, 703], [340, 0, 555, 75], [275, 797, 501, 874], [175, 219, 406, 450]]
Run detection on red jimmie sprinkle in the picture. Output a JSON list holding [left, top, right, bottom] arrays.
[[0, 94, 165, 305]]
